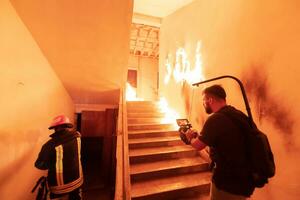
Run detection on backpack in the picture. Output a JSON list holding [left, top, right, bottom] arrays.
[[247, 127, 275, 187], [221, 109, 276, 188]]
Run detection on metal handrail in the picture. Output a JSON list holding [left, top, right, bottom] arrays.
[[122, 92, 131, 200]]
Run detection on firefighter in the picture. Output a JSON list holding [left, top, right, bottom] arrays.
[[35, 114, 83, 199]]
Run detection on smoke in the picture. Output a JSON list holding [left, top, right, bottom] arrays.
[[252, 138, 300, 200], [241, 65, 295, 149], [241, 65, 300, 199]]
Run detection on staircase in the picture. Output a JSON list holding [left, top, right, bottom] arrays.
[[127, 101, 211, 200]]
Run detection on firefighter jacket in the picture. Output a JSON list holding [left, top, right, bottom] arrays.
[[35, 129, 83, 194]]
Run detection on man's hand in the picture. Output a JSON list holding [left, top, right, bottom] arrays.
[[179, 129, 198, 145], [185, 129, 198, 141]]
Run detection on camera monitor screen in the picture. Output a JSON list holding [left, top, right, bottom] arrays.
[[176, 119, 189, 126]]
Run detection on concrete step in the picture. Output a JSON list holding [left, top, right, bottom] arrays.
[[127, 104, 160, 112], [127, 101, 159, 107], [129, 136, 182, 148], [129, 145, 199, 164], [127, 112, 165, 118], [127, 117, 164, 124], [128, 130, 178, 139], [179, 194, 210, 200], [126, 101, 160, 112], [131, 171, 211, 200], [130, 157, 209, 182], [128, 123, 176, 131]]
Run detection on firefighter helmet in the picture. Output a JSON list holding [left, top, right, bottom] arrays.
[[48, 114, 73, 130]]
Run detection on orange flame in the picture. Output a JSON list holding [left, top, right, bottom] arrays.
[[164, 41, 204, 85], [161, 41, 205, 126], [125, 82, 143, 101], [158, 97, 179, 129]]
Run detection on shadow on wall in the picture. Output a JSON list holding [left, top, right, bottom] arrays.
[[181, 81, 192, 116], [241, 65, 295, 149]]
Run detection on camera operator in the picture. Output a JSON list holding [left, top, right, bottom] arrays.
[[179, 84, 255, 200]]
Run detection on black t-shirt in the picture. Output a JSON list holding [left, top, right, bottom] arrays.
[[199, 105, 254, 196]]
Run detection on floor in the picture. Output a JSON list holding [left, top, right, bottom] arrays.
[[81, 156, 114, 200], [82, 187, 112, 200], [81, 137, 114, 200]]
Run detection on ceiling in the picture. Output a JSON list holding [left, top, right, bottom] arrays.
[[130, 23, 159, 58], [133, 0, 195, 18], [130, 0, 195, 58], [11, 0, 133, 104]]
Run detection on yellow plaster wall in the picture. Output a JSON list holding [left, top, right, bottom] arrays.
[[159, 0, 300, 199], [0, 1, 74, 199]]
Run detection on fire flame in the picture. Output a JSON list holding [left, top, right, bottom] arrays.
[[125, 82, 143, 101], [126, 41, 204, 129], [158, 97, 179, 128], [162, 41, 205, 127], [126, 81, 178, 127], [164, 41, 204, 85]]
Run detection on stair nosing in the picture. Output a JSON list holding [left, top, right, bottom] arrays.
[[128, 129, 178, 134], [131, 171, 211, 198], [128, 136, 181, 144], [128, 123, 174, 126], [129, 145, 196, 157], [130, 157, 208, 175]]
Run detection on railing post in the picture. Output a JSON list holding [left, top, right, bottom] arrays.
[[114, 87, 131, 200]]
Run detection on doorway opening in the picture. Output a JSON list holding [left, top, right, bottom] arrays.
[[76, 110, 117, 200]]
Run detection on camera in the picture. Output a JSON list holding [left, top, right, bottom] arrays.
[[176, 119, 198, 145], [176, 118, 192, 133]]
